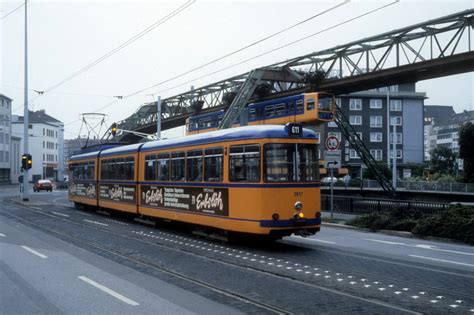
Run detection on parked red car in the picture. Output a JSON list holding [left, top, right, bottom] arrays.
[[33, 179, 53, 192]]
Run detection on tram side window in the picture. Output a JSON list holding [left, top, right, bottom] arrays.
[[296, 100, 304, 113], [265, 105, 275, 118], [204, 148, 223, 182], [108, 159, 116, 180], [306, 98, 315, 110], [275, 103, 286, 116], [264, 144, 295, 182], [116, 158, 125, 180], [229, 145, 260, 182], [145, 154, 156, 181], [171, 152, 185, 181], [86, 162, 95, 180], [186, 150, 203, 182], [157, 153, 170, 181], [123, 157, 134, 180], [264, 143, 318, 182], [100, 161, 108, 180], [298, 144, 319, 181]]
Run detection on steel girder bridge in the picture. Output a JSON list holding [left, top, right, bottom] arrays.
[[112, 9, 473, 144]]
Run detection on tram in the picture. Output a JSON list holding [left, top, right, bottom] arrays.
[[186, 92, 336, 135], [69, 124, 322, 240]]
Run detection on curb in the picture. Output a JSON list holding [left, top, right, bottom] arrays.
[[322, 221, 467, 245]]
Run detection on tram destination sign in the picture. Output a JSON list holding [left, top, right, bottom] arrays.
[[140, 185, 229, 216]]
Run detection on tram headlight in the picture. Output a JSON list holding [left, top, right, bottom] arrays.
[[294, 201, 303, 211]]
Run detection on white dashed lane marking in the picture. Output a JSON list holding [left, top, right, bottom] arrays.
[[0, 233, 6, 237], [52, 211, 70, 217], [21, 245, 48, 259], [78, 276, 139, 306], [409, 255, 474, 267], [364, 238, 474, 256], [83, 219, 109, 227]]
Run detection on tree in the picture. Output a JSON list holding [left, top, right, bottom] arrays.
[[459, 122, 474, 182], [363, 162, 392, 180], [430, 147, 457, 174]]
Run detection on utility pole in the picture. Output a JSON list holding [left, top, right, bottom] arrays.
[[392, 114, 397, 190], [386, 90, 390, 168], [156, 96, 161, 140], [22, 0, 29, 201]]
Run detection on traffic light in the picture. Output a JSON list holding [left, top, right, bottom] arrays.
[[21, 154, 32, 170], [111, 123, 117, 136], [21, 154, 28, 170], [27, 154, 32, 169]]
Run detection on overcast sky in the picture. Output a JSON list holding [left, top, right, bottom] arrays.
[[1, 0, 473, 139]]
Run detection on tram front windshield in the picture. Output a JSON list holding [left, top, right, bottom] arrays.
[[264, 143, 318, 182], [318, 97, 333, 111]]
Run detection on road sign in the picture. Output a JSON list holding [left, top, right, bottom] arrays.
[[325, 136, 340, 151], [324, 150, 341, 169]]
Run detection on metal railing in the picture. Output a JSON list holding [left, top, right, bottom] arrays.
[[357, 179, 474, 194], [321, 195, 450, 215]]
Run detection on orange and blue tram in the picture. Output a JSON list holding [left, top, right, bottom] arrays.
[[68, 124, 322, 240], [186, 92, 336, 135]]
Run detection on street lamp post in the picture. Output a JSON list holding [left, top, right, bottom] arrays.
[[22, 0, 29, 201]]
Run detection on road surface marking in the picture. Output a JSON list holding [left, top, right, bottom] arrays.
[[52, 211, 70, 217], [78, 276, 139, 306], [410, 255, 474, 267], [364, 238, 474, 256], [21, 246, 48, 259], [292, 236, 336, 244], [363, 238, 405, 245], [83, 219, 109, 227], [0, 233, 5, 237]]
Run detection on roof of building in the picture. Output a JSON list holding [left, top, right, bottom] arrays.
[[16, 109, 62, 124], [0, 94, 13, 101], [445, 110, 474, 126], [424, 105, 455, 125]]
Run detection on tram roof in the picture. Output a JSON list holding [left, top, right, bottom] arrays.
[[140, 125, 317, 153], [71, 125, 318, 160]]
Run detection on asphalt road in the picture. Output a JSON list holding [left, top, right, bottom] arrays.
[[1, 188, 473, 314]]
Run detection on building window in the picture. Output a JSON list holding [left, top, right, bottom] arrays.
[[390, 100, 402, 111], [0, 132, 3, 144], [390, 133, 403, 144], [370, 99, 382, 109], [370, 132, 383, 142], [328, 121, 337, 127], [390, 116, 402, 126], [349, 115, 362, 125], [370, 149, 383, 161], [356, 132, 363, 140], [390, 149, 403, 159], [349, 99, 362, 110], [335, 98, 341, 107], [43, 128, 45, 136], [370, 116, 383, 127], [349, 149, 360, 159]]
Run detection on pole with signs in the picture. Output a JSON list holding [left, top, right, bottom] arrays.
[[327, 161, 339, 220]]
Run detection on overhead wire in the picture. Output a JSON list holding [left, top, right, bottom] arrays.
[[0, 1, 25, 20], [61, 1, 349, 128], [29, 0, 195, 104], [65, 0, 399, 129], [144, 0, 400, 98]]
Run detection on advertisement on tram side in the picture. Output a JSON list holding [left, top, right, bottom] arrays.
[[140, 185, 229, 216]]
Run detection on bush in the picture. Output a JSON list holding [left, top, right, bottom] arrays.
[[348, 205, 474, 245], [347, 213, 390, 231], [412, 205, 474, 244]]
